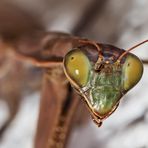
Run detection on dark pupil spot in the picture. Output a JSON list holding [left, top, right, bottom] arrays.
[[71, 56, 74, 60], [127, 63, 130, 66]]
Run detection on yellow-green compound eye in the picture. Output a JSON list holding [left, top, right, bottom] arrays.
[[63, 49, 91, 88], [122, 54, 143, 91]]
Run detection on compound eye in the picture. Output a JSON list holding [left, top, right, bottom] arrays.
[[122, 55, 143, 91], [63, 49, 91, 88]]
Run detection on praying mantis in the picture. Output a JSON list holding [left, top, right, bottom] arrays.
[[0, 31, 147, 148]]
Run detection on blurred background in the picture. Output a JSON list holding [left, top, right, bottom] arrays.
[[0, 0, 148, 148]]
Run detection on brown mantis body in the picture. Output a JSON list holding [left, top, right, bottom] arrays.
[[0, 32, 88, 148]]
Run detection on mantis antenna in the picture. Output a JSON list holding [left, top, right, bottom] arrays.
[[117, 40, 148, 62]]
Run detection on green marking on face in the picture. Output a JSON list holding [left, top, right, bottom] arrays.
[[91, 86, 121, 115], [90, 69, 122, 116]]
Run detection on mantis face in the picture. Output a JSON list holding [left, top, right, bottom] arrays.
[[63, 45, 143, 126]]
